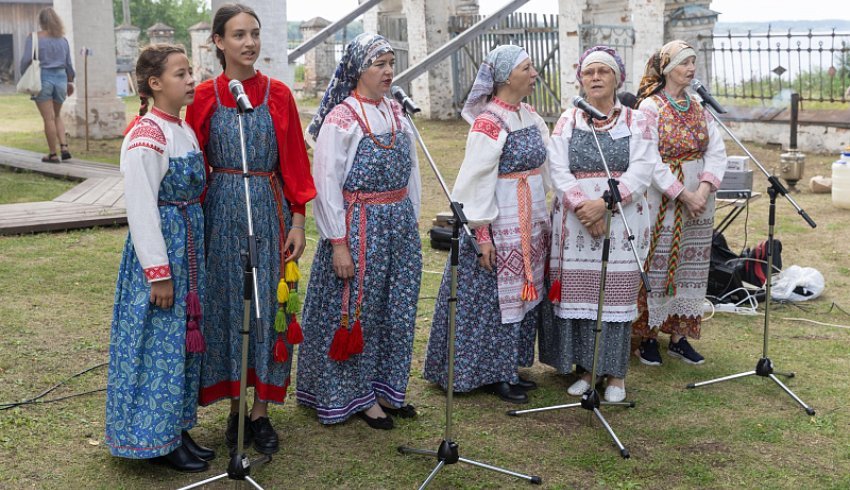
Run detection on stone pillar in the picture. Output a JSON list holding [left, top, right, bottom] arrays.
[[403, 0, 456, 119], [114, 23, 140, 73], [559, 0, 589, 105], [361, 0, 379, 34], [146, 22, 175, 45], [629, 0, 665, 94], [665, 1, 719, 84], [211, 0, 292, 85], [300, 17, 334, 97], [189, 22, 216, 82], [53, 0, 125, 138]]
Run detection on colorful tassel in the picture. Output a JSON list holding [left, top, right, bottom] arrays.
[[286, 290, 301, 314], [185, 319, 206, 353], [274, 307, 287, 333], [521, 282, 539, 302], [273, 333, 289, 363], [548, 278, 562, 304], [276, 279, 290, 304], [284, 261, 301, 283], [347, 318, 364, 356], [328, 322, 350, 361], [286, 315, 304, 345]]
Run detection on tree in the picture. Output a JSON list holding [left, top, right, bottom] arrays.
[[112, 0, 211, 56]]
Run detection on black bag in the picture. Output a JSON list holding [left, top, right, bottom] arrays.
[[707, 231, 746, 303], [740, 239, 782, 288]]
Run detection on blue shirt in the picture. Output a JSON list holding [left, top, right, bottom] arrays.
[[20, 33, 76, 81]]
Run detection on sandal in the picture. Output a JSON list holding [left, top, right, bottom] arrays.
[[41, 153, 60, 163], [60, 144, 72, 160]]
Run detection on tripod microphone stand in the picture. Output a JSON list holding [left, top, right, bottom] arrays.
[[508, 106, 650, 459], [391, 86, 542, 488], [685, 90, 816, 416], [180, 102, 272, 490]]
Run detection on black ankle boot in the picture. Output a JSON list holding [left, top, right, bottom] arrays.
[[150, 444, 209, 473], [181, 431, 215, 461], [482, 382, 528, 404], [512, 376, 538, 391]]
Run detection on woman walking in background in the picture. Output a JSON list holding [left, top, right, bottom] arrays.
[[20, 7, 75, 163]]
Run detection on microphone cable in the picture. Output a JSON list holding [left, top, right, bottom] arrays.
[[0, 362, 107, 411]]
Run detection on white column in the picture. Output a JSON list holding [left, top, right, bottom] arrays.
[[559, 0, 588, 106], [403, 0, 456, 119], [629, 0, 665, 94], [54, 0, 126, 139], [211, 0, 292, 85], [361, 0, 379, 34]]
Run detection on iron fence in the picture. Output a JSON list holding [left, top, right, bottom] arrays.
[[697, 28, 850, 103]]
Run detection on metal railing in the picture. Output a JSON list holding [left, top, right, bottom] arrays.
[[698, 28, 850, 103]]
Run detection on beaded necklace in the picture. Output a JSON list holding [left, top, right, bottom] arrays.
[[353, 90, 396, 150], [663, 90, 691, 112]]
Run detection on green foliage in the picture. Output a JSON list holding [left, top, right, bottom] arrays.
[[112, 0, 211, 56]]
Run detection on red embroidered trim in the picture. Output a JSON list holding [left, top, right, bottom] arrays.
[[666, 180, 685, 199], [474, 226, 492, 244], [698, 171, 721, 191], [329, 237, 347, 245], [521, 102, 537, 113], [491, 97, 520, 112], [129, 118, 166, 147], [471, 116, 502, 140], [563, 188, 589, 211], [150, 106, 182, 125], [552, 115, 570, 137], [144, 264, 171, 281], [127, 141, 165, 154], [351, 91, 382, 106], [324, 105, 358, 131]]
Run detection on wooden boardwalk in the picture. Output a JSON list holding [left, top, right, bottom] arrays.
[[0, 146, 126, 235]]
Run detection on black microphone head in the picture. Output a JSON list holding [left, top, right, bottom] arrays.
[[571, 95, 583, 106], [691, 79, 704, 90], [391, 85, 404, 98]]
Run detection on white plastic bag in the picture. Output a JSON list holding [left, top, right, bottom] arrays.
[[770, 265, 824, 302], [16, 32, 41, 95]]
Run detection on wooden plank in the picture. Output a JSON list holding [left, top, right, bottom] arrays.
[[53, 178, 104, 203], [93, 179, 125, 207], [75, 177, 122, 205], [0, 213, 127, 235]]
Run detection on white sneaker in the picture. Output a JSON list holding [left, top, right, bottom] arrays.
[[567, 378, 591, 396], [604, 385, 626, 403]]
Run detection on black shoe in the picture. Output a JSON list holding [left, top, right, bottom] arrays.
[[482, 382, 528, 404], [149, 444, 209, 473], [41, 153, 60, 163], [251, 416, 280, 454], [381, 404, 417, 419], [512, 376, 538, 391], [181, 431, 215, 461], [225, 414, 253, 450], [60, 144, 72, 160], [638, 338, 663, 366], [357, 409, 394, 430]]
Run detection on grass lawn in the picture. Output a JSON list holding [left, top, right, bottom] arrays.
[[0, 167, 76, 204], [0, 94, 849, 489]]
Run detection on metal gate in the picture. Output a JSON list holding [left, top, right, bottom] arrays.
[[579, 24, 636, 91]]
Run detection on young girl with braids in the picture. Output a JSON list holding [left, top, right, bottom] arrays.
[[184, 3, 315, 454], [105, 44, 215, 472]]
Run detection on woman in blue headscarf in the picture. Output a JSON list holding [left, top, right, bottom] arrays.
[[423, 44, 550, 404], [296, 33, 422, 430]]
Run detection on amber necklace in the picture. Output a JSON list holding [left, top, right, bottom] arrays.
[[354, 90, 396, 150]]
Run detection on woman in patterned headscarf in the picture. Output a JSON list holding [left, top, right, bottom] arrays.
[[297, 33, 422, 430], [542, 46, 654, 403], [423, 44, 550, 404], [632, 40, 728, 367]]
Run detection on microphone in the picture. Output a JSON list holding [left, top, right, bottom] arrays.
[[571, 96, 606, 120], [690, 79, 726, 114], [228, 79, 254, 113], [391, 85, 421, 114]]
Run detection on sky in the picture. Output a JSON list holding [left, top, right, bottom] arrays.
[[285, 0, 849, 23]]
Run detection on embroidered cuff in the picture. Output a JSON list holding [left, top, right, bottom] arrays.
[[474, 226, 492, 244], [665, 180, 685, 200], [563, 188, 589, 211], [329, 237, 347, 246], [144, 265, 171, 282], [617, 183, 633, 205], [698, 171, 721, 191]]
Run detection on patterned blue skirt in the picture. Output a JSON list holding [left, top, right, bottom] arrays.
[[423, 234, 538, 392]]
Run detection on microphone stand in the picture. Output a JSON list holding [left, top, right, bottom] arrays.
[[179, 103, 271, 490], [508, 111, 649, 459], [395, 100, 542, 487], [685, 101, 816, 416]]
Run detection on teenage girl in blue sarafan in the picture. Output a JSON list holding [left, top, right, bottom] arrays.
[[104, 44, 215, 473]]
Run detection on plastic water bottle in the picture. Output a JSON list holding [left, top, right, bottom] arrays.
[[832, 147, 850, 209]]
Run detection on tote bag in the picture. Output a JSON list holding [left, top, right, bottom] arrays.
[[16, 32, 41, 95]]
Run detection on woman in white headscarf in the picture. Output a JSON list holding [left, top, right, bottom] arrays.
[[423, 44, 550, 404], [543, 46, 654, 403]]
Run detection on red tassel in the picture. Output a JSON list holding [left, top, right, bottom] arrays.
[[185, 319, 206, 353], [123, 115, 142, 136], [548, 279, 562, 304], [286, 315, 304, 345], [186, 291, 202, 318], [328, 325, 350, 361], [347, 318, 364, 356], [273, 334, 289, 363], [521, 282, 538, 302]]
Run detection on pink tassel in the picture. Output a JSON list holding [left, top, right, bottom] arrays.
[[186, 291, 202, 318], [185, 319, 206, 353]]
